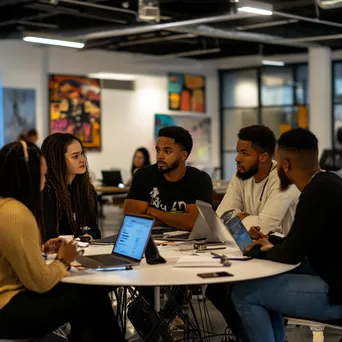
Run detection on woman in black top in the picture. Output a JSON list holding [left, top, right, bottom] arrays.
[[41, 133, 101, 241]]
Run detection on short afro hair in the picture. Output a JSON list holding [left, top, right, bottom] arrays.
[[238, 125, 276, 158], [158, 126, 193, 158], [277, 128, 318, 153]]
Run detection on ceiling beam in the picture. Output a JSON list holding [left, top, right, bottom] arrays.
[[236, 19, 298, 31], [68, 12, 255, 40]]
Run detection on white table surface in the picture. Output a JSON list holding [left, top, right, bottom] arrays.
[[61, 244, 297, 286]]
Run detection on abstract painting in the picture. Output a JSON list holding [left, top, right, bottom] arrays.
[[49, 74, 101, 151], [2, 88, 36, 146], [168, 73, 205, 113], [154, 114, 211, 165]]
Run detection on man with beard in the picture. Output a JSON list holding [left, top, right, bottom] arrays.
[[124, 126, 213, 330], [207, 125, 299, 341], [231, 128, 342, 342], [124, 125, 213, 230], [217, 125, 299, 236]]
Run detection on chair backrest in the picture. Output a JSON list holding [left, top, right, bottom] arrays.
[[286, 317, 342, 330]]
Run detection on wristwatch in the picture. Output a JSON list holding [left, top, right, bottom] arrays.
[[55, 256, 71, 271]]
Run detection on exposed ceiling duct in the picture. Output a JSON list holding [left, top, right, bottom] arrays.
[[69, 12, 255, 40], [316, 0, 342, 9], [170, 25, 316, 49]]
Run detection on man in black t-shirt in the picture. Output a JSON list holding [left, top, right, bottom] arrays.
[[124, 126, 213, 331], [124, 126, 213, 230]]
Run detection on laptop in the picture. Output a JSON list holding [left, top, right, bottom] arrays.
[[90, 234, 118, 245], [224, 216, 253, 254], [76, 214, 154, 270], [101, 170, 124, 187], [158, 213, 211, 241], [196, 200, 253, 254], [196, 200, 234, 244]]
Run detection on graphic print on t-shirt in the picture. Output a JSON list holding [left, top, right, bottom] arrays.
[[150, 187, 187, 213]]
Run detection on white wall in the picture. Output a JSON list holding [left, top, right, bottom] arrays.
[[0, 40, 219, 180]]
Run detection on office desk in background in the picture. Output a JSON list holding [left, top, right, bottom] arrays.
[[95, 186, 130, 216]]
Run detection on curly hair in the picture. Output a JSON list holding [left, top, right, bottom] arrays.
[[41, 133, 97, 235], [238, 125, 276, 158]]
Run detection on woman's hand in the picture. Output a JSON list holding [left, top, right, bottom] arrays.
[[81, 234, 93, 241], [44, 238, 63, 254], [57, 240, 77, 263]]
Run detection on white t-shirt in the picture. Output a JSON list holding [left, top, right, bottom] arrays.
[[216, 161, 299, 235]]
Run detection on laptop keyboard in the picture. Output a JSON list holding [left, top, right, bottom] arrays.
[[90, 254, 130, 266]]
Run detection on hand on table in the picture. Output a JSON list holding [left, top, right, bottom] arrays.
[[57, 240, 78, 263], [245, 237, 274, 253], [249, 226, 268, 240], [81, 234, 93, 241]]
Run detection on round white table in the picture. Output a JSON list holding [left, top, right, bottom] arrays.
[[62, 244, 298, 286]]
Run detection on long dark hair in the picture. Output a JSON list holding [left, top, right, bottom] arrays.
[[131, 147, 151, 175], [41, 133, 97, 235], [0, 141, 42, 228]]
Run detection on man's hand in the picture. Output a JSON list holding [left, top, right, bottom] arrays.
[[236, 212, 249, 221], [245, 237, 274, 253], [249, 226, 268, 240]]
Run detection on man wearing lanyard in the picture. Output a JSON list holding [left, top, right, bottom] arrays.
[[217, 124, 299, 236], [232, 128, 342, 342], [207, 125, 300, 341]]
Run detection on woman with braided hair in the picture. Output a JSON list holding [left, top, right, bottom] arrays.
[[41, 133, 101, 242]]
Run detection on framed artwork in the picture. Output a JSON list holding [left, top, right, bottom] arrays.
[[168, 73, 205, 113], [154, 114, 211, 165], [49, 74, 101, 151], [2, 88, 36, 146]]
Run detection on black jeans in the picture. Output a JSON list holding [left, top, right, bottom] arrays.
[[206, 283, 248, 341], [138, 286, 186, 319], [0, 283, 125, 342]]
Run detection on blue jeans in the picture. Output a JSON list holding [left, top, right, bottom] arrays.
[[231, 274, 342, 342]]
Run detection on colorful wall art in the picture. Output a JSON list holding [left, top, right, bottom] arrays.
[[154, 114, 211, 165], [2, 88, 36, 146], [168, 73, 205, 113], [49, 74, 101, 151]]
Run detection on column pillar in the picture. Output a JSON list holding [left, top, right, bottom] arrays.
[[309, 47, 332, 155]]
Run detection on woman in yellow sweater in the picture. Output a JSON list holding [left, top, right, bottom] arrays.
[[0, 140, 124, 342]]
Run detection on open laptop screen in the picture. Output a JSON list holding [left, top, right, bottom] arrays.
[[113, 215, 154, 260], [226, 217, 253, 253]]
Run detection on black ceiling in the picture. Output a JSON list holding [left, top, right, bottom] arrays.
[[1, 0, 342, 59]]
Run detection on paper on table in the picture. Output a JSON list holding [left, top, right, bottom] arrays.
[[174, 251, 250, 268]]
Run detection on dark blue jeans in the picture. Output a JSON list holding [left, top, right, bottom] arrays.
[[232, 274, 342, 342]]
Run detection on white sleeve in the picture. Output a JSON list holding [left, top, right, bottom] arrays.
[[216, 174, 243, 217], [241, 180, 299, 234]]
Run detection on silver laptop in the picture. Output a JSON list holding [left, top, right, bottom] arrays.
[[160, 211, 211, 241], [196, 200, 236, 245], [76, 214, 154, 270]]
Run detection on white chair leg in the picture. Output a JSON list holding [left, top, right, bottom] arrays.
[[310, 325, 325, 342]]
